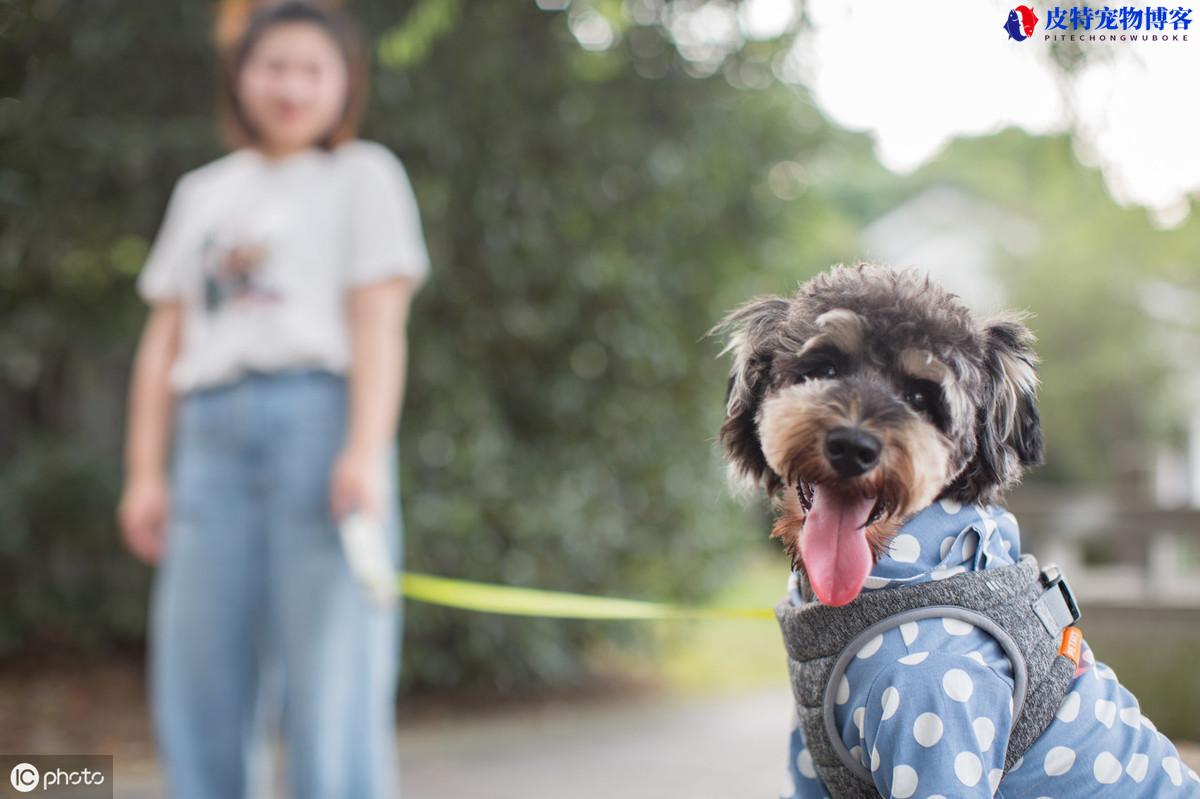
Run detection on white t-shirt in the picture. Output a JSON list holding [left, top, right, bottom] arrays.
[[137, 139, 431, 393]]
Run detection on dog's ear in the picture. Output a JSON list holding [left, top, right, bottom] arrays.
[[953, 312, 1044, 504], [709, 295, 790, 494]]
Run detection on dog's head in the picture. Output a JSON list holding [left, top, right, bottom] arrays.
[[711, 263, 1043, 606]]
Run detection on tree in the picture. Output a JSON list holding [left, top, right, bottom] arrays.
[[0, 0, 868, 693]]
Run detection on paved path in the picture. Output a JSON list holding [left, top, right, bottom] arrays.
[[119, 688, 794, 798], [397, 688, 792, 799]]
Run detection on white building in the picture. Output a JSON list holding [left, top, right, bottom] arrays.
[[860, 184, 1039, 314]]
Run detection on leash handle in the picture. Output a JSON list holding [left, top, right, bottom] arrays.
[[339, 511, 398, 609]]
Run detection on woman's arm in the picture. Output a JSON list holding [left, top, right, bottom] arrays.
[[331, 276, 418, 521], [118, 302, 182, 563]]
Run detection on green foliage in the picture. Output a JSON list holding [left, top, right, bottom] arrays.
[[0, 438, 150, 652], [1, 1, 218, 655], [0, 0, 860, 691], [376, 0, 460, 70]]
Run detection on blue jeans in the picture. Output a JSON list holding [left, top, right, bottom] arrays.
[[148, 369, 403, 799]]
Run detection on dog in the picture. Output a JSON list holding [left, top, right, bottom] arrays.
[[712, 264, 1199, 798]]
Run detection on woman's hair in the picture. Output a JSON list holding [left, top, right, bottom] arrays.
[[215, 0, 369, 151]]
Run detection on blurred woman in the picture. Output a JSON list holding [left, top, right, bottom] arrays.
[[117, 3, 430, 796]]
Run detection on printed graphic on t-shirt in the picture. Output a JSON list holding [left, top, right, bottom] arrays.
[[200, 232, 283, 313]]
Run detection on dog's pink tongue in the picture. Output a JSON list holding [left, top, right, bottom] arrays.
[[800, 485, 876, 607]]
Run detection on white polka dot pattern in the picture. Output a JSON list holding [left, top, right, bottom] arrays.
[[855, 633, 883, 659], [972, 717, 995, 751], [931, 565, 965, 581], [1127, 752, 1149, 783], [880, 686, 900, 720], [1044, 746, 1076, 776], [1093, 751, 1122, 784], [913, 712, 943, 747], [1094, 698, 1116, 728], [779, 502, 1199, 799], [942, 617, 973, 636], [942, 668, 974, 702], [954, 751, 983, 786], [796, 748, 816, 779], [1163, 756, 1183, 786], [891, 764, 918, 798], [1055, 691, 1080, 722], [889, 534, 921, 563]]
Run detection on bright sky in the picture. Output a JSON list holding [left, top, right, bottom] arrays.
[[739, 0, 1200, 226]]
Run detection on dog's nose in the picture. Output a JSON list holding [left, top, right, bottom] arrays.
[[824, 427, 882, 478]]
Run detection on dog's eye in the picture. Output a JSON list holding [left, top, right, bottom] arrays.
[[904, 387, 930, 410], [902, 379, 943, 419], [803, 362, 838, 380]]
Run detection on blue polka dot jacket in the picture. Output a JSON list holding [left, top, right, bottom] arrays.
[[782, 500, 1200, 798]]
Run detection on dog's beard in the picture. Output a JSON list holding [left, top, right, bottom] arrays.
[[760, 385, 954, 606]]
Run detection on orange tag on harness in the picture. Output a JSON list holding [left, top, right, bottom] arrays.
[[1059, 626, 1083, 665]]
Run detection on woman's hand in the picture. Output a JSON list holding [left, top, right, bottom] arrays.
[[120, 302, 181, 565], [330, 446, 386, 522], [119, 472, 170, 563]]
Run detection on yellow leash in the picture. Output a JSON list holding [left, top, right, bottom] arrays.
[[342, 515, 774, 620], [398, 571, 777, 621]]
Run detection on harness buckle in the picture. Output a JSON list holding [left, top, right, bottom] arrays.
[[1035, 564, 1082, 633]]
